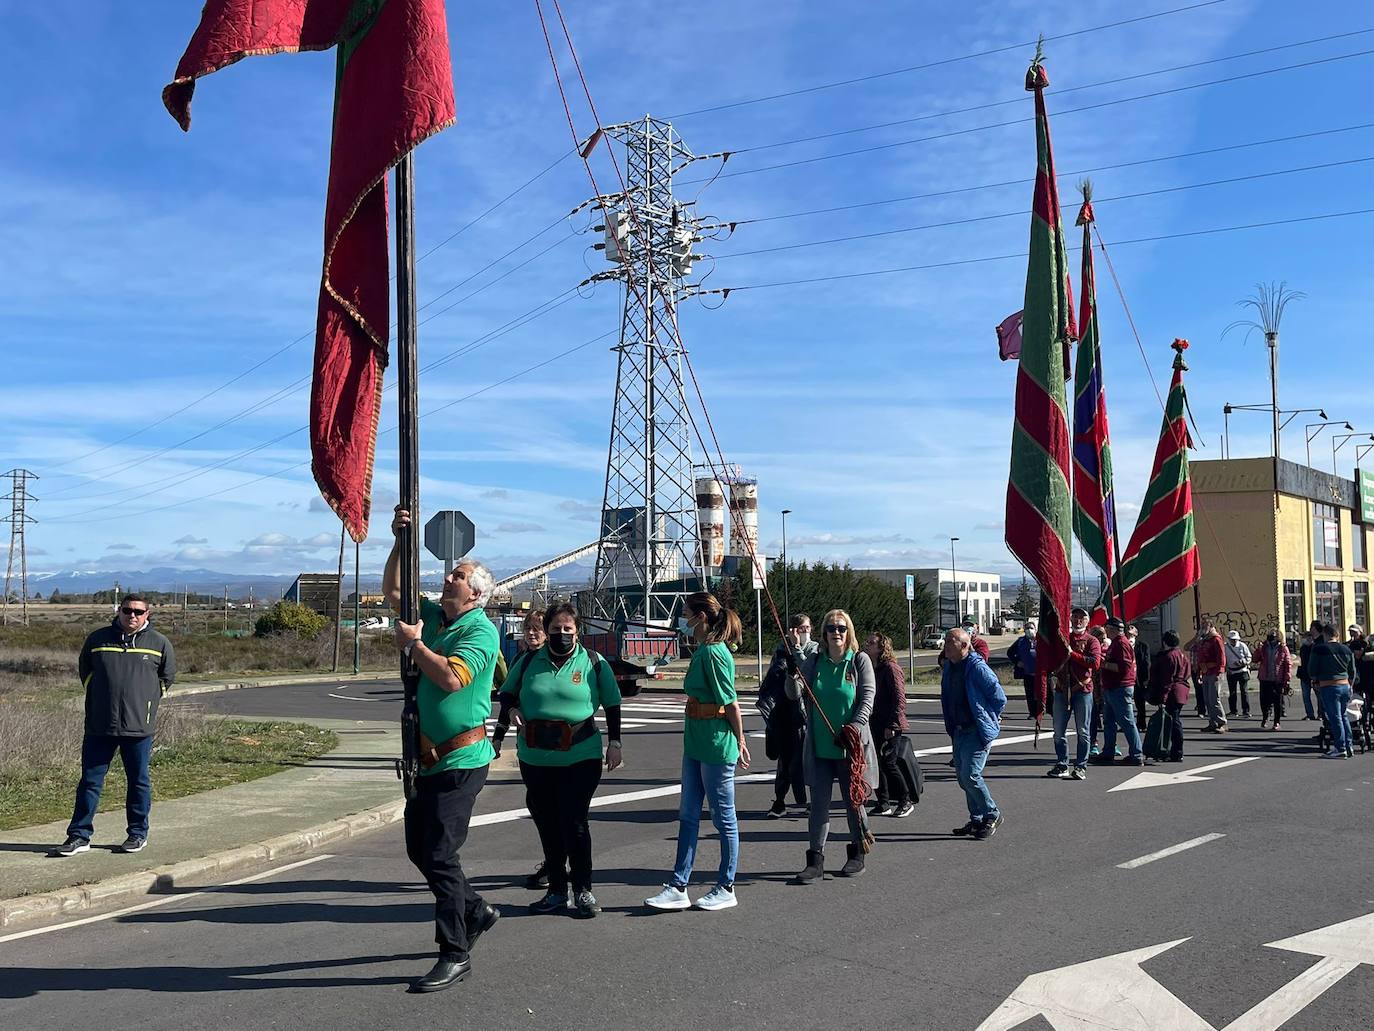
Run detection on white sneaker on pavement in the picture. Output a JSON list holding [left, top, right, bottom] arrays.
[[644, 884, 691, 910], [694, 885, 737, 911]]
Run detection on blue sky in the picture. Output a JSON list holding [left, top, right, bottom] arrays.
[[4, 0, 1373, 580]]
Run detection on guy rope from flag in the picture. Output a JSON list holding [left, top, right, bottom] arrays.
[[1005, 42, 1077, 718], [1114, 339, 1203, 621], [1070, 181, 1121, 621]]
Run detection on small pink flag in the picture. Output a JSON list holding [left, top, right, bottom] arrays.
[[996, 310, 1023, 361]]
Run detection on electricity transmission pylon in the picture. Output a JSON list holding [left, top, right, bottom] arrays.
[[2, 469, 38, 626], [580, 116, 713, 626]]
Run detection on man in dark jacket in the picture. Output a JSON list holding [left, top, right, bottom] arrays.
[[762, 614, 816, 817], [1311, 622, 1358, 758], [1128, 624, 1150, 731], [1007, 621, 1040, 721], [1147, 630, 1191, 761], [59, 594, 176, 857], [1298, 620, 1321, 720]]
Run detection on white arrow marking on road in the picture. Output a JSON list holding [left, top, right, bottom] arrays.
[[1108, 756, 1260, 792], [976, 939, 1210, 1031], [977, 911, 1374, 1030]]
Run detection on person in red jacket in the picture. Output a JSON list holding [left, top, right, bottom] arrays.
[[1194, 620, 1228, 733], [1254, 629, 1292, 730], [1047, 608, 1100, 780], [1147, 630, 1191, 761], [1095, 618, 1144, 765]]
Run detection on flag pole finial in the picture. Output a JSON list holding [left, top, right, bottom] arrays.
[[1027, 36, 1049, 90], [1172, 337, 1190, 370], [1076, 179, 1094, 226]]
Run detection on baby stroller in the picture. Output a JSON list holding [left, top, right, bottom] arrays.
[[1317, 690, 1369, 754]]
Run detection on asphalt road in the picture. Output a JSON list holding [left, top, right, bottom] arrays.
[[5, 689, 1371, 1030]]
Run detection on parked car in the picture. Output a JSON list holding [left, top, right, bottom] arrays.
[[920, 629, 946, 649]]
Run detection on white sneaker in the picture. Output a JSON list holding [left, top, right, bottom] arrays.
[[1325, 748, 1345, 758], [694, 885, 737, 911], [644, 884, 691, 910]]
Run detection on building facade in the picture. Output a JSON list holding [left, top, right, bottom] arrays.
[[863, 567, 1003, 631], [1179, 457, 1372, 644]]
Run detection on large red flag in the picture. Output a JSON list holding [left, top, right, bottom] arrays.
[[164, 0, 456, 541]]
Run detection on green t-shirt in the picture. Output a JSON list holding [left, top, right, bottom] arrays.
[[508, 645, 622, 767], [811, 650, 856, 760], [682, 641, 738, 765], [418, 599, 498, 774]]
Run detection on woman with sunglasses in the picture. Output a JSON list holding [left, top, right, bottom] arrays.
[[645, 592, 750, 913], [787, 609, 878, 882]]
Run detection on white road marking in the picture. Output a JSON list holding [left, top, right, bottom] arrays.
[[471, 773, 776, 827], [0, 853, 334, 945], [1116, 833, 1226, 869], [1110, 756, 1261, 792]]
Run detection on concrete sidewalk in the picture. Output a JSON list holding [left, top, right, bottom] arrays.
[[173, 670, 398, 699], [0, 717, 524, 933]]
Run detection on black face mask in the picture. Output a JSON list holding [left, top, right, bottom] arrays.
[[549, 631, 576, 656]]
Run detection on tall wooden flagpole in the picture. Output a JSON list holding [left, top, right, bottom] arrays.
[[395, 152, 422, 800]]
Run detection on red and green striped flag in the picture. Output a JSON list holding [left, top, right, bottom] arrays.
[[163, 0, 456, 542], [1071, 182, 1121, 620], [1115, 340, 1202, 621], [1006, 52, 1076, 683]]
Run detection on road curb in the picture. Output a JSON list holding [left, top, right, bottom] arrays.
[[174, 673, 399, 698], [0, 798, 405, 933]]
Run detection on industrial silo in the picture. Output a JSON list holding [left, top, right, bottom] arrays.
[[695, 476, 726, 572], [728, 479, 759, 558]]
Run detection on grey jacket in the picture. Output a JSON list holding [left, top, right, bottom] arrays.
[[79, 619, 176, 737], [785, 649, 878, 790]]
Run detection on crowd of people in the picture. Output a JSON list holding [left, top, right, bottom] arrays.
[[57, 505, 1365, 994]]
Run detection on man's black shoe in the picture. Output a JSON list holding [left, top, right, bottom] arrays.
[[524, 862, 549, 890], [468, 903, 499, 950], [973, 813, 1004, 840], [767, 798, 786, 819], [952, 820, 980, 836], [411, 955, 470, 993], [529, 891, 568, 914], [1120, 755, 1145, 766]]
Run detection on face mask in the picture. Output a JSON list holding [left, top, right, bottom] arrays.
[[796, 632, 811, 648], [549, 631, 576, 656]]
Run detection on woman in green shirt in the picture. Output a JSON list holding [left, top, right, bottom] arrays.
[[492, 604, 622, 919], [645, 592, 750, 913], [786, 607, 878, 882]]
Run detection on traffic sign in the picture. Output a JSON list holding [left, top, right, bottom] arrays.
[[905, 574, 915, 601], [1360, 468, 1374, 523], [424, 510, 475, 565], [751, 552, 767, 591]]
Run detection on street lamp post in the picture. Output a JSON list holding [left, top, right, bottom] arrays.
[[1222, 403, 1326, 462], [1333, 432, 1374, 476], [949, 536, 960, 628], [781, 509, 792, 627], [1306, 421, 1353, 467]]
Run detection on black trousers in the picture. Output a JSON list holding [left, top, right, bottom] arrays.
[[875, 737, 910, 804], [1259, 680, 1286, 722], [404, 764, 489, 960], [1227, 671, 1251, 715], [1164, 700, 1185, 760], [772, 723, 808, 806], [520, 758, 602, 894]]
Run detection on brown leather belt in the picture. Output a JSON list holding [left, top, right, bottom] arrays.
[[685, 698, 726, 720], [419, 726, 487, 769], [1313, 679, 1350, 688]]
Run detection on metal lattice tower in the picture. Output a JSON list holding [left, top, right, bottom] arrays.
[[2, 469, 38, 626], [583, 117, 710, 626]]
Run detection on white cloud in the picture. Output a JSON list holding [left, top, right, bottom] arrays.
[[174, 535, 208, 545]]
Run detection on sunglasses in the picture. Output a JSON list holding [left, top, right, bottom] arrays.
[[824, 624, 848, 634], [121, 607, 148, 616]]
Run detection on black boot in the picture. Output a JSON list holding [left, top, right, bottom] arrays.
[[840, 842, 866, 877], [411, 954, 471, 993], [795, 849, 824, 884]]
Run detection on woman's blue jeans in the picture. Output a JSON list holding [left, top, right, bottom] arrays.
[[671, 756, 739, 889]]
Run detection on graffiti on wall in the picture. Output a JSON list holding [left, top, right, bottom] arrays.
[[1200, 609, 1279, 641]]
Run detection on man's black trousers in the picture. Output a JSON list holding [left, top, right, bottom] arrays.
[[404, 764, 489, 960]]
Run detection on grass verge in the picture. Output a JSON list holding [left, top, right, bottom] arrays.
[[0, 719, 337, 832]]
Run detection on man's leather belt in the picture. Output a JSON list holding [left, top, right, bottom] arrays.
[[419, 726, 487, 769], [685, 698, 727, 720], [523, 717, 596, 751], [1313, 679, 1350, 688]]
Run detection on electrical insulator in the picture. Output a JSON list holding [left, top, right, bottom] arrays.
[[669, 223, 695, 278], [603, 211, 629, 264]]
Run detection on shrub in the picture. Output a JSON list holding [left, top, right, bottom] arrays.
[[254, 601, 329, 639]]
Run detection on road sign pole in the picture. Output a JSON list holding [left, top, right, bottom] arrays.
[[756, 586, 764, 683], [908, 597, 914, 681]]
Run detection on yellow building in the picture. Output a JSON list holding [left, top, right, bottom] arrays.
[[1178, 457, 1372, 644]]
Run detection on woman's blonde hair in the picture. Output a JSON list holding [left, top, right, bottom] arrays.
[[821, 609, 861, 657]]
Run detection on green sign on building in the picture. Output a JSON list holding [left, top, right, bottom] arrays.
[[1360, 468, 1374, 524]]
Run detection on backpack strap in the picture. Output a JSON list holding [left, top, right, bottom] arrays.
[[504, 650, 534, 699]]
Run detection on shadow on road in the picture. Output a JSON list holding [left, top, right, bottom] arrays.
[[119, 899, 429, 927], [0, 953, 429, 998]]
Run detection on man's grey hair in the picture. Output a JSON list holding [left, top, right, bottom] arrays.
[[458, 560, 494, 603], [945, 627, 970, 645]]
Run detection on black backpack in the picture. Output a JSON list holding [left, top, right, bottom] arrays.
[[889, 734, 924, 803]]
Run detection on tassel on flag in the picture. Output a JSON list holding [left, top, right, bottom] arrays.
[[997, 310, 1024, 361]]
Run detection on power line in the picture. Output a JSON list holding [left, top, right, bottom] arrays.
[[702, 207, 1374, 294], [715, 155, 1374, 260], [45, 332, 614, 526], [735, 28, 1374, 156], [46, 154, 580, 476], [693, 47, 1374, 183], [668, 0, 1230, 119], [721, 122, 1374, 228]]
